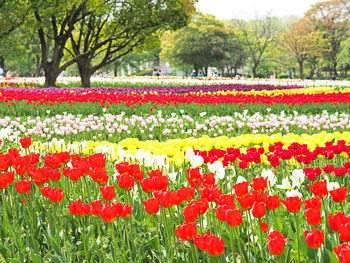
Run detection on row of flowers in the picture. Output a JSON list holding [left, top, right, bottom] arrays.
[[0, 84, 305, 94], [24, 131, 350, 168], [2, 88, 350, 107], [1, 110, 350, 143], [1, 76, 350, 88], [0, 137, 349, 262]]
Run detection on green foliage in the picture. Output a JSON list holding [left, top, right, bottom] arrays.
[[338, 37, 350, 71], [160, 13, 230, 75]]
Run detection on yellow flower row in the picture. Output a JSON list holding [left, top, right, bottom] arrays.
[[196, 86, 350, 96], [32, 131, 350, 167]]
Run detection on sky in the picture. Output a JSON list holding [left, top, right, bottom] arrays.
[[195, 0, 321, 20]]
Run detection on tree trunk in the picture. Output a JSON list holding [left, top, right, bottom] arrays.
[[0, 56, 4, 68], [252, 66, 257, 78], [80, 71, 92, 88], [333, 61, 337, 76], [114, 61, 118, 77], [193, 64, 198, 74], [77, 57, 92, 88], [234, 67, 237, 76], [44, 68, 59, 87], [35, 56, 41, 77], [299, 60, 304, 79]]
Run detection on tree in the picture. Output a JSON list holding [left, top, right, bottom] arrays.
[[233, 16, 275, 77], [282, 18, 323, 78], [160, 13, 228, 76], [0, 27, 41, 76], [219, 27, 246, 76], [305, 0, 350, 76], [68, 0, 196, 87], [0, 0, 27, 40], [29, 0, 92, 86], [0, 0, 29, 69], [338, 37, 350, 74]]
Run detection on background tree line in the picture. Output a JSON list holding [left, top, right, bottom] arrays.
[[0, 0, 197, 87], [161, 0, 350, 79], [0, 0, 350, 85]]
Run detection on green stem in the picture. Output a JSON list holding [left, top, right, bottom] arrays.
[[234, 227, 243, 262], [154, 215, 163, 262], [245, 211, 251, 263], [116, 219, 128, 261], [193, 242, 199, 263], [294, 213, 300, 263], [228, 226, 237, 263], [83, 176, 92, 203], [258, 219, 265, 259], [168, 208, 179, 261], [190, 241, 197, 263], [248, 212, 257, 259], [322, 199, 328, 263], [124, 218, 133, 260], [109, 223, 117, 262], [78, 217, 89, 262]]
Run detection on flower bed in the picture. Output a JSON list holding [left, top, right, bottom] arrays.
[[0, 137, 349, 262], [0, 77, 349, 262]]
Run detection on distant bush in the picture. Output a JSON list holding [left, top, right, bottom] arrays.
[[278, 74, 289, 79]]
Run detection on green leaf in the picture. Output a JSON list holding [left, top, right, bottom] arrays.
[[30, 251, 43, 263]]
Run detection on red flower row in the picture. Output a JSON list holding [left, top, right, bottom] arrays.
[[2, 89, 350, 106]]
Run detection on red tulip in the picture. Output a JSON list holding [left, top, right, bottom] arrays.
[[174, 222, 197, 240], [90, 167, 108, 185], [117, 174, 135, 190], [322, 164, 334, 173], [333, 243, 350, 263], [267, 230, 289, 256], [226, 208, 242, 227], [217, 194, 235, 208], [49, 187, 64, 203], [339, 223, 350, 242], [303, 197, 322, 210], [330, 187, 348, 203], [207, 237, 225, 256], [113, 202, 132, 218], [100, 203, 117, 222], [238, 160, 248, 169], [187, 167, 202, 188], [177, 187, 194, 202], [100, 186, 115, 201], [143, 198, 160, 214], [328, 212, 350, 232], [91, 199, 102, 216], [194, 231, 211, 251], [49, 168, 62, 182], [183, 204, 198, 222], [189, 198, 209, 214], [15, 178, 32, 194], [281, 196, 301, 213], [232, 181, 250, 197], [156, 191, 176, 208], [67, 200, 91, 216], [304, 228, 324, 248], [252, 177, 268, 192], [19, 137, 31, 148], [199, 185, 222, 202], [307, 180, 328, 198], [334, 167, 347, 176], [213, 205, 229, 222], [265, 195, 280, 210], [0, 171, 15, 189], [251, 201, 266, 218], [260, 219, 269, 233], [237, 194, 254, 210], [304, 208, 322, 226]]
